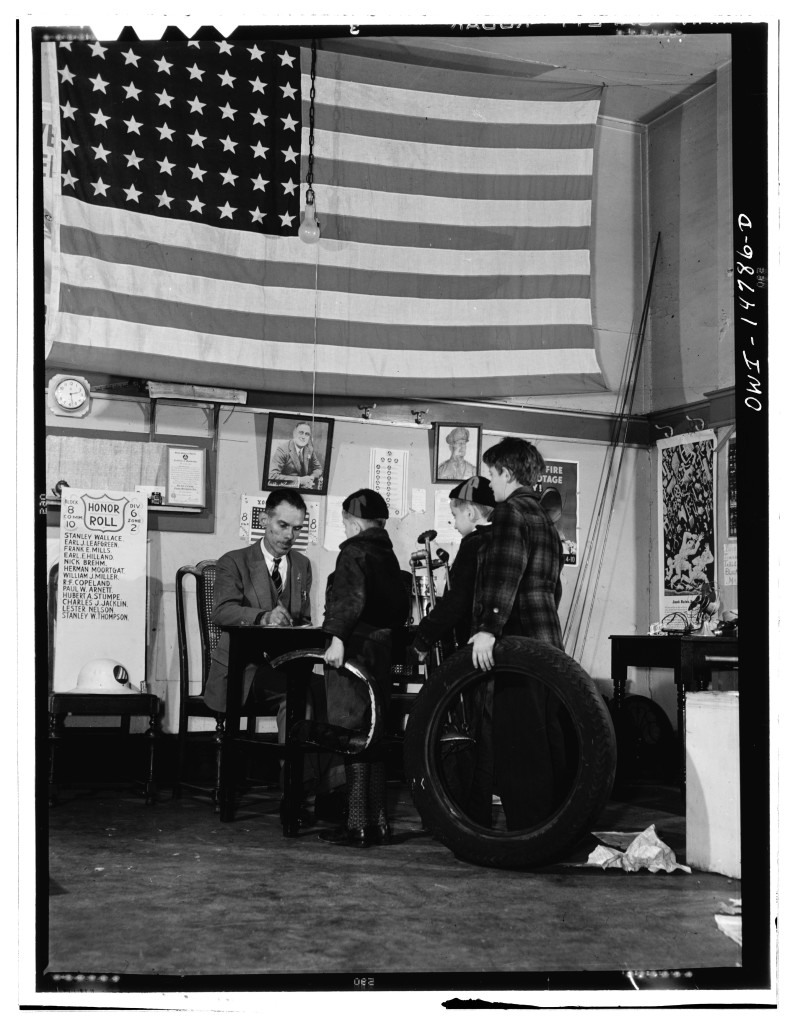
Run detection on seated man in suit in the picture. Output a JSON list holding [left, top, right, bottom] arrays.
[[204, 487, 323, 822]]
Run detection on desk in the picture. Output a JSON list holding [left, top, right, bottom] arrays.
[[219, 625, 328, 834], [609, 634, 739, 793]]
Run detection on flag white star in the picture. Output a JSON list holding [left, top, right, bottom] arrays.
[[156, 190, 174, 208], [156, 123, 176, 141], [188, 163, 206, 180], [219, 102, 237, 120], [281, 145, 298, 163], [124, 116, 143, 134], [155, 56, 173, 74], [218, 202, 236, 220], [60, 100, 77, 120], [58, 65, 75, 84], [62, 137, 78, 155], [125, 150, 143, 168], [251, 109, 268, 126], [219, 69, 236, 88], [91, 109, 111, 129], [220, 168, 239, 186], [89, 73, 109, 93], [92, 142, 111, 162], [188, 129, 206, 147], [123, 81, 142, 100], [218, 40, 233, 55], [282, 178, 298, 195], [251, 141, 269, 159], [187, 63, 204, 81], [156, 89, 174, 107], [158, 156, 176, 175], [124, 183, 142, 203], [280, 81, 298, 100], [62, 169, 77, 188], [278, 50, 295, 66], [58, 41, 72, 50], [220, 135, 238, 153], [122, 49, 140, 66], [248, 44, 264, 61], [188, 195, 205, 213], [92, 177, 110, 197], [250, 207, 266, 223], [281, 113, 298, 132], [250, 76, 266, 94], [187, 40, 200, 48], [89, 41, 108, 59], [251, 174, 269, 191], [279, 211, 295, 227], [188, 96, 206, 114]]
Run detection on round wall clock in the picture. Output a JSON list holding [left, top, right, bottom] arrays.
[[47, 374, 92, 417]]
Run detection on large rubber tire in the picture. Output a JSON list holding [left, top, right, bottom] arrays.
[[403, 638, 617, 870]]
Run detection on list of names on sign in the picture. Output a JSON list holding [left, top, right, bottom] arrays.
[[55, 488, 148, 691]]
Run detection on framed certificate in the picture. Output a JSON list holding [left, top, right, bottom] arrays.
[[167, 446, 206, 507]]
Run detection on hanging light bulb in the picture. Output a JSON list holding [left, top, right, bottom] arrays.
[[298, 187, 321, 244]]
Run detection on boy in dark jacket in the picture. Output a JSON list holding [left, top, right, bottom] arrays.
[[319, 489, 409, 847], [412, 476, 495, 661]]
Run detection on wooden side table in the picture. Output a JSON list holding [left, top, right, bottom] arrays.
[[609, 633, 739, 794]]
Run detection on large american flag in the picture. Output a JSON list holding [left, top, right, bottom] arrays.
[[44, 38, 605, 399]]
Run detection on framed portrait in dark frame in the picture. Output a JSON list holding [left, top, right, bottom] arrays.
[[262, 414, 334, 495], [433, 422, 483, 483]]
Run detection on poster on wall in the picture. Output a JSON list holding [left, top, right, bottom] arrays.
[[533, 460, 579, 566], [239, 493, 319, 550], [55, 488, 148, 692], [727, 436, 737, 538], [369, 448, 408, 518], [657, 430, 717, 623]]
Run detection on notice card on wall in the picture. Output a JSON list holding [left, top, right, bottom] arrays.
[[324, 495, 348, 551], [239, 493, 319, 550], [167, 446, 206, 506], [369, 448, 408, 518], [56, 488, 148, 692]]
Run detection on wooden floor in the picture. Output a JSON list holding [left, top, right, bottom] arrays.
[[42, 776, 744, 999]]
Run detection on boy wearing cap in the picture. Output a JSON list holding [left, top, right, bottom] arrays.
[[319, 489, 409, 847], [412, 476, 495, 660]]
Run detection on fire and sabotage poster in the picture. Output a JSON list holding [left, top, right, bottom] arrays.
[[657, 431, 717, 622], [534, 460, 579, 567]]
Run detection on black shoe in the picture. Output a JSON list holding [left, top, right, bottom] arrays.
[[279, 799, 316, 830], [366, 822, 393, 845], [318, 826, 370, 848]]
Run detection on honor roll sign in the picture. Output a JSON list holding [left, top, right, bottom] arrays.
[[55, 488, 148, 692]]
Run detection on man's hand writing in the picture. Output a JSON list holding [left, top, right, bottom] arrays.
[[262, 604, 293, 627]]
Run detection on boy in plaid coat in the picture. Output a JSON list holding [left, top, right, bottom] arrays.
[[470, 437, 567, 830]]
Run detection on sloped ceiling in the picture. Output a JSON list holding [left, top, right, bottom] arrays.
[[305, 32, 733, 125]]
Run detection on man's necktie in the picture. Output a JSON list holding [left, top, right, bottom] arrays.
[[271, 557, 283, 595]]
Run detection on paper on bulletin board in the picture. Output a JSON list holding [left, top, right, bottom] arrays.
[[324, 495, 348, 551], [55, 488, 148, 692], [434, 489, 461, 549], [239, 493, 318, 550], [369, 448, 408, 518], [411, 488, 426, 513], [723, 541, 738, 587]]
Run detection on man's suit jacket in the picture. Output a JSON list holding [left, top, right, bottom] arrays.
[[204, 541, 312, 712], [473, 486, 564, 650]]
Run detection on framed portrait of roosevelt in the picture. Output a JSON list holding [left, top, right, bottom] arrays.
[[263, 414, 334, 495]]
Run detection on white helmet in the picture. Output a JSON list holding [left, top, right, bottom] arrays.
[[70, 658, 135, 694]]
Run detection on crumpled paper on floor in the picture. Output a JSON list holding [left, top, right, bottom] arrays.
[[586, 824, 692, 873], [715, 898, 742, 947]]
